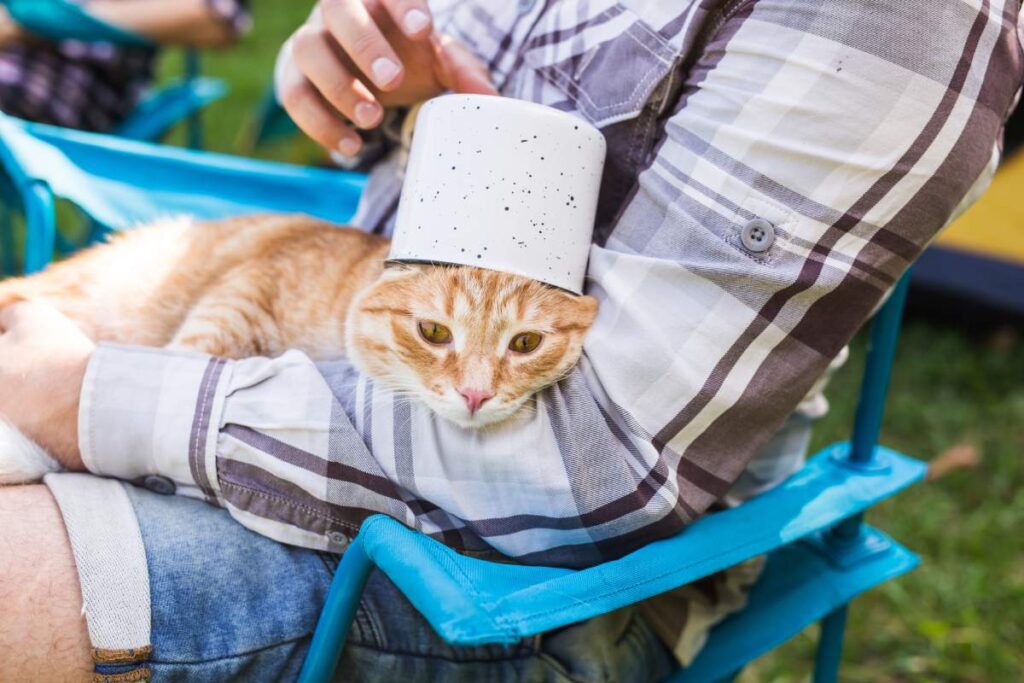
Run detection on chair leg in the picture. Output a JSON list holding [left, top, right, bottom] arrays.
[[1, 204, 16, 276], [812, 605, 848, 683], [23, 181, 56, 273], [298, 538, 375, 683], [185, 50, 204, 149]]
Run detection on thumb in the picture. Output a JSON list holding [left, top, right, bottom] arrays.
[[433, 34, 498, 96]]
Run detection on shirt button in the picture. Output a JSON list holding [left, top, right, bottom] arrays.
[[517, 0, 536, 13], [740, 218, 775, 253], [328, 530, 349, 549], [143, 475, 176, 495]]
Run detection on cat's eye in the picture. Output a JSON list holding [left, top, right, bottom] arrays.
[[418, 321, 452, 345], [509, 332, 542, 354]]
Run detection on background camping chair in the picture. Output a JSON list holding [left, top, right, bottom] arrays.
[[1, 0, 227, 147], [0, 0, 229, 275], [0, 117, 926, 683]]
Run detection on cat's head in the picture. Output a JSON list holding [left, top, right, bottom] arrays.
[[346, 264, 598, 428]]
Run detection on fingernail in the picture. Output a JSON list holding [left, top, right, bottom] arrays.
[[338, 138, 361, 157], [354, 101, 380, 127], [371, 57, 400, 86], [403, 9, 430, 34]]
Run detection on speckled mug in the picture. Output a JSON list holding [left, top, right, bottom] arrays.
[[388, 94, 607, 294]]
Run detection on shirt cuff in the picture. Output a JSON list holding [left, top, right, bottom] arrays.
[[79, 343, 231, 499]]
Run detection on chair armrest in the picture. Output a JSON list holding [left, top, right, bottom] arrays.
[[115, 78, 228, 142], [355, 443, 926, 645], [4, 0, 154, 46]]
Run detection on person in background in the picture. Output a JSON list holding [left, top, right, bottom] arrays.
[[0, 0, 250, 132]]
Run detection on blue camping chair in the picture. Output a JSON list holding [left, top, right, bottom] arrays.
[[0, 116, 926, 683]]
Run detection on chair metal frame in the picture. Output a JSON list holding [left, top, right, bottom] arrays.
[[296, 272, 919, 683]]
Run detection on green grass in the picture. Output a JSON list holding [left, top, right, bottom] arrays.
[[746, 320, 1024, 682], [162, 3, 1020, 678]]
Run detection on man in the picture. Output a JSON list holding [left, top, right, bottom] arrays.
[[1, 0, 1020, 680]]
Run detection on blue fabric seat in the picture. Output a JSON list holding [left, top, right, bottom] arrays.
[[0, 117, 924, 683], [0, 114, 366, 272]]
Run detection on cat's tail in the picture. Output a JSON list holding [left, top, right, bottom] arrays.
[[0, 416, 62, 484]]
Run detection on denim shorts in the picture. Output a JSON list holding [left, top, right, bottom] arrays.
[[45, 473, 675, 683]]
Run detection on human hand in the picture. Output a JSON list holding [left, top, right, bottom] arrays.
[[0, 303, 93, 471], [277, 0, 497, 156], [0, 7, 25, 47]]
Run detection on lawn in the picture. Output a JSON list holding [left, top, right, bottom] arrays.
[[164, 2, 1022, 679]]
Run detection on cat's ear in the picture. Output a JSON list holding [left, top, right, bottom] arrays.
[[558, 292, 598, 330]]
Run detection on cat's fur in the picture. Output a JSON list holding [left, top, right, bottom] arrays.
[[0, 213, 597, 483]]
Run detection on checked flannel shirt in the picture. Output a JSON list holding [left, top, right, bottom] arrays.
[[81, 1, 1020, 573]]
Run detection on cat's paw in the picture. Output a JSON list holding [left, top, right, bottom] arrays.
[[0, 417, 62, 484]]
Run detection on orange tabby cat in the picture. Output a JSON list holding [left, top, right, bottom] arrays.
[[0, 213, 597, 448]]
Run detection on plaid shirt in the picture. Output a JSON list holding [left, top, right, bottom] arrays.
[[83, 0, 1020, 574], [0, 0, 250, 132]]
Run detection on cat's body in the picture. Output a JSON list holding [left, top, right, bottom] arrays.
[[0, 214, 391, 358], [0, 214, 597, 484]]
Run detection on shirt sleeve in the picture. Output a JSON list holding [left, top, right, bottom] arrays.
[[83, 1, 1022, 567]]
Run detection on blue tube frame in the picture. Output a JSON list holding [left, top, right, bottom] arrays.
[[812, 272, 912, 680], [23, 181, 56, 273], [298, 538, 375, 683], [297, 273, 914, 683], [185, 50, 204, 150]]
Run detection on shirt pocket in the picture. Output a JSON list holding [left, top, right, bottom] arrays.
[[521, 3, 680, 128]]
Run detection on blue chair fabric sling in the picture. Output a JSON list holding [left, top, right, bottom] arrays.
[[0, 117, 926, 683]]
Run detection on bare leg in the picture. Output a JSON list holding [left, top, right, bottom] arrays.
[[0, 485, 92, 682]]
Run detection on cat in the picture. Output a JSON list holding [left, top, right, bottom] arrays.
[[0, 213, 598, 484]]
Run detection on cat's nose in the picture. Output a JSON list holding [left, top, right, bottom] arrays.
[[458, 388, 494, 414]]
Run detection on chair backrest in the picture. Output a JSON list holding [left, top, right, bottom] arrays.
[[114, 76, 228, 144], [0, 115, 365, 226], [0, 115, 367, 271]]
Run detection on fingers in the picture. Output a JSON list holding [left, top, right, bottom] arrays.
[[378, 0, 432, 38], [278, 38, 363, 156], [292, 26, 383, 129], [321, 0, 404, 91], [434, 34, 498, 96]]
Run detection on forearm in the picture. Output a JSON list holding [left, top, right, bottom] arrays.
[[85, 0, 245, 47], [0, 8, 26, 47]]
